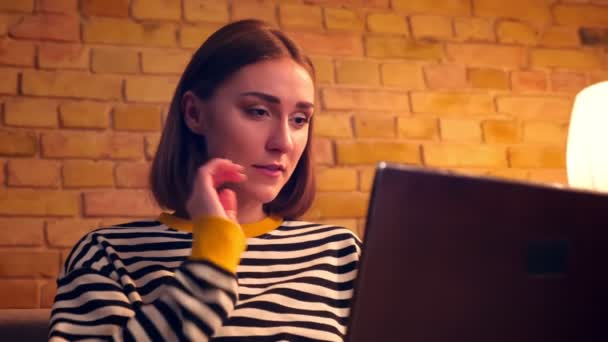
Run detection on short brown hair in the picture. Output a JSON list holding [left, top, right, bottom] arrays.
[[150, 19, 316, 220]]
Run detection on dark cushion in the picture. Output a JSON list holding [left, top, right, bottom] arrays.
[[0, 309, 51, 342]]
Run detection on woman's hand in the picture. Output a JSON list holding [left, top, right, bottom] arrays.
[[185, 158, 247, 222]]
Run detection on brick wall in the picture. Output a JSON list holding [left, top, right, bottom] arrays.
[[0, 0, 606, 309]]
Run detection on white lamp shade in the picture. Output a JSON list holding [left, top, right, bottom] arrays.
[[566, 81, 608, 192]]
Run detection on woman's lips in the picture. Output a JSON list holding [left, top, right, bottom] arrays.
[[252, 164, 284, 178]]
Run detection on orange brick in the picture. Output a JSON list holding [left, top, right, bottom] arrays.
[[125, 76, 179, 103], [62, 160, 114, 188], [381, 62, 425, 89], [324, 7, 363, 31], [0, 189, 79, 216], [91, 48, 139, 74], [46, 219, 100, 248], [366, 36, 443, 60], [0, 159, 4, 185], [0, 39, 35, 67], [309, 56, 334, 84], [82, 0, 129, 17], [410, 15, 452, 39], [0, 250, 60, 277], [322, 88, 409, 111], [424, 64, 467, 89], [314, 115, 353, 138], [0, 218, 44, 246], [397, 117, 439, 140], [0, 14, 22, 36], [42, 132, 143, 159], [313, 138, 334, 165], [482, 120, 520, 144], [9, 13, 79, 41], [588, 71, 608, 85], [474, 0, 552, 24], [453, 17, 495, 42], [132, 0, 181, 20], [366, 13, 408, 34], [497, 21, 537, 45], [115, 162, 150, 188], [424, 144, 508, 167], [468, 68, 509, 89], [232, 0, 277, 25], [183, 0, 229, 23], [145, 134, 160, 160], [22, 70, 122, 100], [553, 4, 608, 26], [289, 31, 363, 56], [60, 101, 110, 129], [540, 26, 580, 48], [509, 146, 565, 168], [411, 91, 494, 115], [40, 280, 57, 308], [316, 167, 358, 191], [307, 192, 369, 218], [439, 119, 481, 142], [280, 4, 323, 30], [84, 18, 176, 47], [4, 98, 58, 128], [0, 68, 18, 94], [0, 130, 37, 156], [392, 0, 470, 16], [0, 0, 34, 12], [36, 0, 78, 13], [336, 141, 420, 165], [38, 43, 88, 70], [447, 43, 527, 68], [358, 167, 375, 192], [179, 24, 221, 49], [114, 104, 162, 131], [8, 159, 61, 187], [354, 116, 396, 138], [523, 121, 568, 145], [487, 168, 529, 182], [528, 169, 567, 185], [0, 280, 39, 309], [531, 49, 602, 70], [550, 71, 587, 94], [511, 71, 548, 92], [84, 190, 160, 217], [496, 96, 573, 121], [142, 50, 191, 74], [336, 59, 380, 85]]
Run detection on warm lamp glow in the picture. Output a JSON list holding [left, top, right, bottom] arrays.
[[566, 81, 608, 192]]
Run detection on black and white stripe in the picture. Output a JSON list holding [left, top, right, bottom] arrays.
[[50, 220, 361, 341]]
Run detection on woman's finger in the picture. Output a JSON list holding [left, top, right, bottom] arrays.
[[204, 159, 247, 188], [218, 188, 237, 222]]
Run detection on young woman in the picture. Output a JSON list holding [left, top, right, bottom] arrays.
[[49, 20, 361, 341]]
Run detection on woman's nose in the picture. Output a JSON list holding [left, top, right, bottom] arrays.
[[266, 119, 294, 153]]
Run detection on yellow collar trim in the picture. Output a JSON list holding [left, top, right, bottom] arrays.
[[157, 212, 283, 238]]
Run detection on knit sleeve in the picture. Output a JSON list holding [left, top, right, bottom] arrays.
[[49, 217, 246, 341]]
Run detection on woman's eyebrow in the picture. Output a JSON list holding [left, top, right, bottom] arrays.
[[240, 91, 314, 109]]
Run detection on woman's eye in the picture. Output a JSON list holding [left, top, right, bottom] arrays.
[[247, 108, 269, 118], [291, 114, 310, 127]]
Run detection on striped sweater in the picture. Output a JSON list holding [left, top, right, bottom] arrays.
[[49, 213, 361, 341]]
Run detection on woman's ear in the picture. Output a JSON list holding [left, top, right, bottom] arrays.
[[182, 91, 206, 135]]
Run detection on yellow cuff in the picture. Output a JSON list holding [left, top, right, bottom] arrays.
[[190, 216, 246, 274]]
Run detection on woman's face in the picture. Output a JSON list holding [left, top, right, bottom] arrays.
[[195, 58, 314, 208]]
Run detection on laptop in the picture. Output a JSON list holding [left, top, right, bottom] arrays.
[[346, 163, 608, 342]]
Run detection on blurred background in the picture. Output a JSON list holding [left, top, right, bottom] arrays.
[[0, 0, 606, 309]]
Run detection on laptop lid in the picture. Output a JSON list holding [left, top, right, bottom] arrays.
[[347, 163, 608, 342]]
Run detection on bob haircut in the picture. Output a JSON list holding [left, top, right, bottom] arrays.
[[150, 19, 316, 220]]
